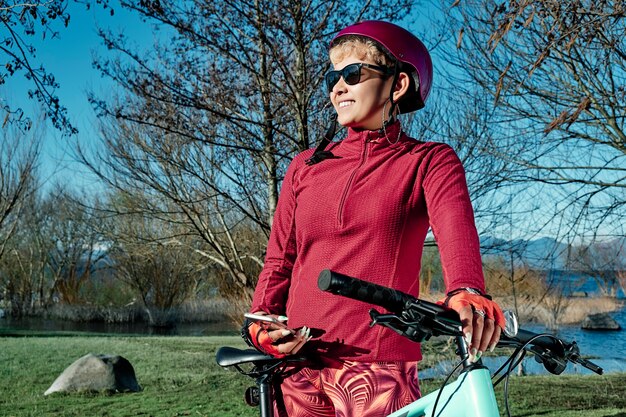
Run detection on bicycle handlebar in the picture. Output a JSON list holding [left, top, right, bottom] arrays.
[[318, 269, 414, 314], [317, 269, 603, 375], [318, 269, 462, 338]]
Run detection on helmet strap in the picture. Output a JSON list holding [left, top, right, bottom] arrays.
[[387, 63, 401, 117], [305, 115, 339, 166]]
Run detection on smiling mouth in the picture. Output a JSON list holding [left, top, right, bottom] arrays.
[[339, 100, 355, 108]]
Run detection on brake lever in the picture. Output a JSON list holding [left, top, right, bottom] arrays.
[[531, 345, 567, 375], [369, 309, 433, 342]]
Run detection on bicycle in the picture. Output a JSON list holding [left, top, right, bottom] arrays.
[[216, 269, 603, 417]]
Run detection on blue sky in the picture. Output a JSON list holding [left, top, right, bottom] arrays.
[[4, 2, 623, 241], [3, 0, 153, 192]]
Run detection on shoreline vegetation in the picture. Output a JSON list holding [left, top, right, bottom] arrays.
[[1, 298, 238, 326], [2, 295, 623, 332], [0, 335, 624, 417], [422, 294, 624, 329], [518, 296, 624, 326]]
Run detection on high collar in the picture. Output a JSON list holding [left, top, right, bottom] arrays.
[[338, 120, 408, 154]]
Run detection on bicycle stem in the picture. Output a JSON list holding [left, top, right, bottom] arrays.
[[455, 335, 477, 369]]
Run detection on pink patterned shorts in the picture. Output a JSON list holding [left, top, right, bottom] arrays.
[[274, 360, 420, 417]]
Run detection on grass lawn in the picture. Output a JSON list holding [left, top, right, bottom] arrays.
[[0, 333, 624, 417]]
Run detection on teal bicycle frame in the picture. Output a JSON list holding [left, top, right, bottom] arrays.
[[387, 331, 499, 417], [388, 366, 498, 417]]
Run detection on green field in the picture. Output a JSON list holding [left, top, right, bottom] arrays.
[[0, 333, 624, 416]]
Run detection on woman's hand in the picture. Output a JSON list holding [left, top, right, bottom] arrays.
[[438, 292, 505, 362], [245, 312, 311, 358]]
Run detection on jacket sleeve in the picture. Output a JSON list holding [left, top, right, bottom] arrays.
[[250, 156, 303, 314], [422, 144, 485, 293]]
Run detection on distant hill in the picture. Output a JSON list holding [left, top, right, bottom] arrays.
[[479, 236, 626, 270]]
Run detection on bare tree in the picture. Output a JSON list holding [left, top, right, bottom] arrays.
[[569, 237, 626, 297], [419, 243, 443, 296], [82, 0, 415, 313], [618, 269, 626, 297], [0, 178, 53, 316], [406, 87, 520, 236], [0, 124, 40, 261], [481, 252, 571, 329], [40, 187, 109, 305], [100, 190, 214, 325], [439, 0, 626, 241], [1, 0, 115, 133]]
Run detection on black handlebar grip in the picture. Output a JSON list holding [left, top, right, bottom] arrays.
[[317, 269, 415, 314], [503, 329, 566, 356]]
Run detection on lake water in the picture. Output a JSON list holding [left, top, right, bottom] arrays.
[[420, 306, 626, 378], [549, 270, 626, 298], [524, 307, 626, 361], [0, 316, 237, 336]]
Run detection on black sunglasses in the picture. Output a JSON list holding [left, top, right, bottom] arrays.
[[325, 62, 394, 93]]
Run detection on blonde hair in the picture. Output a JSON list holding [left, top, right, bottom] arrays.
[[329, 35, 394, 68]]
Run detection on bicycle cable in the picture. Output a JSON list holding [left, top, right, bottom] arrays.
[[496, 333, 565, 417], [430, 358, 466, 417], [503, 346, 527, 417], [492, 348, 526, 387]]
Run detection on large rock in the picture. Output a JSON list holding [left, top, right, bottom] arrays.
[[581, 313, 621, 330], [44, 353, 142, 395]]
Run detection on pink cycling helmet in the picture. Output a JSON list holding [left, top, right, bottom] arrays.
[[330, 20, 433, 112]]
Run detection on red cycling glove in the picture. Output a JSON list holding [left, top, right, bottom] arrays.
[[438, 290, 506, 329], [243, 321, 288, 358]]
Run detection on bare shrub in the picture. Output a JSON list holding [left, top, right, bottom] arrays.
[[552, 297, 623, 325], [47, 304, 143, 324], [177, 298, 237, 323]]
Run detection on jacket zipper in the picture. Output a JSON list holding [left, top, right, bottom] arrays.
[[337, 139, 369, 227]]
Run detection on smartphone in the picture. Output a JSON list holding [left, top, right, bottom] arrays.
[[244, 313, 288, 329]]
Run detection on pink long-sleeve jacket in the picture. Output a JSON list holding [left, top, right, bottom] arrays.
[[251, 122, 485, 362]]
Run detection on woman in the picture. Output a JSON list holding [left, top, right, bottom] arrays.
[[245, 20, 505, 417]]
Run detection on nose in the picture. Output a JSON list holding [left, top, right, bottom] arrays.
[[331, 77, 348, 95]]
